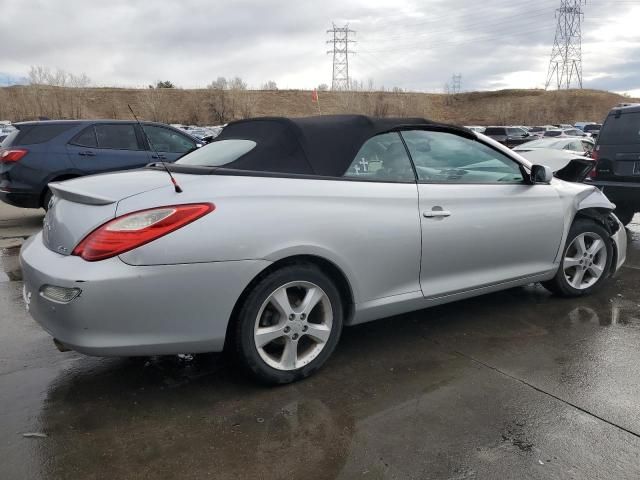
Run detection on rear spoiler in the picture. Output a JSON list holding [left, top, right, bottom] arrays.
[[48, 182, 116, 206]]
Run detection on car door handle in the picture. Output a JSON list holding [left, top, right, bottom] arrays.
[[151, 154, 166, 160], [423, 210, 451, 218], [78, 151, 95, 157]]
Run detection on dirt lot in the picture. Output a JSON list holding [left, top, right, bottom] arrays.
[[2, 204, 640, 479]]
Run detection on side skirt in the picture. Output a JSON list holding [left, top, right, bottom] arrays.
[[348, 270, 556, 326]]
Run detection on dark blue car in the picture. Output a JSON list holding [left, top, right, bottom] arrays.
[[0, 120, 201, 209]]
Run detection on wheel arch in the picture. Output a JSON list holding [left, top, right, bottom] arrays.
[[223, 254, 356, 351], [573, 207, 620, 275]]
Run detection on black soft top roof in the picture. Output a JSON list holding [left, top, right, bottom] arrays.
[[213, 115, 439, 177]]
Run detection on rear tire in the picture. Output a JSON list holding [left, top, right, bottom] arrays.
[[614, 207, 635, 226], [542, 219, 612, 297], [234, 264, 343, 384]]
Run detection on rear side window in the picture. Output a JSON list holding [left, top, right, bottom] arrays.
[[544, 130, 562, 137], [343, 132, 415, 182], [94, 124, 141, 150], [598, 112, 640, 145], [484, 127, 505, 135], [70, 126, 98, 148], [3, 124, 75, 146]]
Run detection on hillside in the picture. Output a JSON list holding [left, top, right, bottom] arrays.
[[0, 86, 634, 126]]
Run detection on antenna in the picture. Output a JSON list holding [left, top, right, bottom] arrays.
[[127, 104, 182, 193]]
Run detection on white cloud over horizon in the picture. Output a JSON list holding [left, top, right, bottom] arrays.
[[0, 0, 638, 94]]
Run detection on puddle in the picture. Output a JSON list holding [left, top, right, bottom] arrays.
[[0, 246, 22, 282], [566, 297, 640, 328]]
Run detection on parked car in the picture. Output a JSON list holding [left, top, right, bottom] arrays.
[[588, 104, 640, 225], [583, 123, 602, 139], [516, 149, 595, 182], [544, 128, 587, 138], [574, 121, 597, 131], [483, 126, 532, 147], [20, 115, 626, 384], [527, 126, 549, 138], [513, 137, 595, 156], [0, 123, 15, 144], [0, 120, 201, 210]]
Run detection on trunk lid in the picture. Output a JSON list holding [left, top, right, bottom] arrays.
[[42, 169, 191, 255]]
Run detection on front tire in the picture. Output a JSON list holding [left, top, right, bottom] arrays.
[[542, 219, 613, 297], [234, 264, 343, 384]]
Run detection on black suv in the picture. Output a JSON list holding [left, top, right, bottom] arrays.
[[483, 126, 532, 148], [0, 120, 201, 209], [588, 104, 640, 225]]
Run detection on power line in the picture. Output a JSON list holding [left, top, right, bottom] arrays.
[[545, 0, 587, 89], [451, 74, 462, 94], [326, 23, 356, 91]]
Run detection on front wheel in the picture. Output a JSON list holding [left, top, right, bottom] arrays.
[[234, 264, 343, 384], [542, 219, 613, 297]]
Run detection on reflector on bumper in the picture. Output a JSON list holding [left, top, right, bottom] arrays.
[[39, 285, 81, 303]]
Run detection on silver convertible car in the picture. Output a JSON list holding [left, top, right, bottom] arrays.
[[20, 115, 627, 383]]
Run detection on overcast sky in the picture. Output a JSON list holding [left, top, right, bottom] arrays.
[[0, 0, 638, 95]]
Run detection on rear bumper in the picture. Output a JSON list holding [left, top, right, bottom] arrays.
[[20, 232, 271, 356], [0, 188, 41, 208]]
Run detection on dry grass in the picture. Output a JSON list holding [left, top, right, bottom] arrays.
[[0, 85, 634, 126]]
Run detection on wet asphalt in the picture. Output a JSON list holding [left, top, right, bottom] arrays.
[[2, 202, 640, 479]]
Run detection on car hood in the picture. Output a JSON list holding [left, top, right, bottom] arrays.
[[517, 149, 594, 182]]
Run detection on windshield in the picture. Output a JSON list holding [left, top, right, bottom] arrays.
[[176, 139, 257, 167]]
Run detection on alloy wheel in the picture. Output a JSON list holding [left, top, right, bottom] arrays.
[[563, 232, 607, 290], [254, 281, 333, 371]]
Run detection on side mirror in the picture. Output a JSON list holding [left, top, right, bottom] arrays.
[[531, 164, 553, 184]]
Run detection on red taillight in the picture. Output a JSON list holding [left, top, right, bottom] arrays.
[[0, 148, 28, 164], [72, 203, 214, 261], [588, 148, 599, 178]]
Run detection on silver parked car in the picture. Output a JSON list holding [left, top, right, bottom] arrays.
[[20, 115, 627, 384], [514, 137, 595, 156]]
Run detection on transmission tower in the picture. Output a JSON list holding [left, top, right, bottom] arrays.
[[545, 0, 586, 90], [451, 74, 462, 94], [326, 23, 356, 91]]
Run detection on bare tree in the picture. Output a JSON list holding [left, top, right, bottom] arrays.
[[228, 76, 247, 90], [261, 80, 278, 90], [207, 77, 228, 90]]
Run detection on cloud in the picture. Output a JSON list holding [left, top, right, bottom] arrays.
[[0, 0, 637, 92]]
